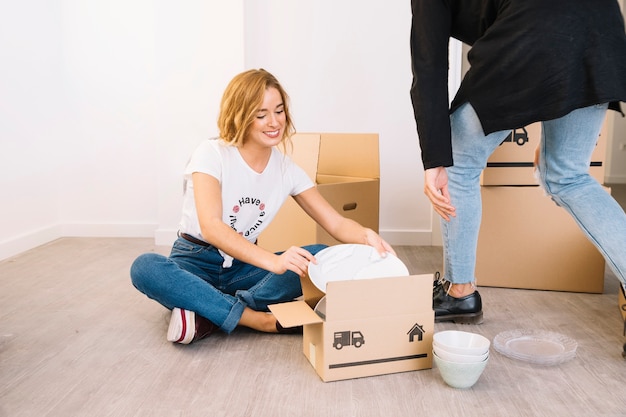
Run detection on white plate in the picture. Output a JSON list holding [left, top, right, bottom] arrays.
[[314, 296, 326, 320], [493, 329, 577, 365], [308, 244, 409, 293]]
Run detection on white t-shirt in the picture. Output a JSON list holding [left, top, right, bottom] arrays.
[[179, 138, 314, 266]]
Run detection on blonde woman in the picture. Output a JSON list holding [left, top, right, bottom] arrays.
[[131, 69, 393, 344]]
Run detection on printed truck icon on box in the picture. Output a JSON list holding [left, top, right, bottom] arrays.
[[333, 331, 365, 350], [500, 127, 529, 146]]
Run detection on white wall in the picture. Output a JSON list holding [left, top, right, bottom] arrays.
[[0, 1, 65, 257], [57, 1, 245, 245], [243, 1, 438, 246], [6, 1, 621, 261], [0, 1, 244, 260], [0, 0, 439, 261]]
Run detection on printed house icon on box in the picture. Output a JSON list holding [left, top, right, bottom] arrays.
[[407, 323, 425, 342]]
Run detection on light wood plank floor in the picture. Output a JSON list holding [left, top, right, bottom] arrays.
[[1, 235, 625, 417]]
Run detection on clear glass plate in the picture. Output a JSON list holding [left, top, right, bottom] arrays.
[[493, 329, 577, 365]]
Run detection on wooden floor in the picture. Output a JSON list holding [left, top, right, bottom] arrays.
[[1, 233, 625, 417]]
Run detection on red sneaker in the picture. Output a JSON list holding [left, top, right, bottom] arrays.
[[167, 308, 217, 344]]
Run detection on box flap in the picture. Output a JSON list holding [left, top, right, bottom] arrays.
[[316, 175, 377, 185], [300, 272, 326, 308], [288, 133, 380, 179], [268, 300, 323, 328], [318, 133, 379, 178], [325, 274, 432, 321], [287, 133, 322, 181]]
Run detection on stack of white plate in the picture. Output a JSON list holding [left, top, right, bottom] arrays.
[[432, 330, 490, 389], [308, 244, 409, 293], [493, 329, 577, 365], [309, 244, 410, 321]]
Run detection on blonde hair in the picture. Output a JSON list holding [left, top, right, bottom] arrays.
[[217, 69, 295, 148]]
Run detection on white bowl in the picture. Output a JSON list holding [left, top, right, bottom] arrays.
[[433, 345, 489, 363], [433, 330, 491, 355], [433, 339, 490, 358], [433, 352, 489, 389]]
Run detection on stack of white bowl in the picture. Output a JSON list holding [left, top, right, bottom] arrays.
[[432, 330, 490, 389]]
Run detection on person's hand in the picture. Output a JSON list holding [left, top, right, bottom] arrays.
[[364, 228, 396, 257], [274, 246, 317, 277], [424, 167, 456, 221]]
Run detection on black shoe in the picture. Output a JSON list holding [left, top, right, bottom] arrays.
[[433, 278, 484, 324], [433, 271, 446, 298], [276, 321, 303, 334]]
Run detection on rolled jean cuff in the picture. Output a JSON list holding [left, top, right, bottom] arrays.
[[221, 300, 246, 334]]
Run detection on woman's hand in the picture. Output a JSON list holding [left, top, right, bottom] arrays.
[[424, 167, 456, 221], [364, 228, 396, 257], [274, 246, 317, 276]]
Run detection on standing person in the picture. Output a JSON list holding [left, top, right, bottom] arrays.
[[131, 69, 394, 344], [410, 0, 626, 324]]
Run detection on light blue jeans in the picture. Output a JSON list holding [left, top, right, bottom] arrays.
[[130, 238, 327, 333], [444, 102, 626, 287]]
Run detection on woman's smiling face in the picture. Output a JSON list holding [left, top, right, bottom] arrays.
[[245, 87, 286, 149]]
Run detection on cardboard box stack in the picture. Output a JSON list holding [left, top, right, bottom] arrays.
[[258, 133, 380, 252], [476, 122, 608, 293]]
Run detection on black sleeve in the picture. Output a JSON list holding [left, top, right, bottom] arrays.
[[410, 0, 454, 169]]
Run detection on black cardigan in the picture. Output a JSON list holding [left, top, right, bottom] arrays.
[[410, 0, 626, 169]]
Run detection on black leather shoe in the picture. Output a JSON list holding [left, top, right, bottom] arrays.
[[433, 273, 446, 299], [276, 321, 303, 334], [434, 288, 484, 324]]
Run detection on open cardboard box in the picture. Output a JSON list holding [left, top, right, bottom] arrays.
[[480, 120, 607, 186], [269, 272, 434, 382], [476, 185, 607, 293], [258, 133, 379, 253]]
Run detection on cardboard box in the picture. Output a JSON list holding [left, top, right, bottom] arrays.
[[258, 133, 380, 252], [476, 185, 606, 293], [269, 273, 434, 382], [480, 120, 607, 186]]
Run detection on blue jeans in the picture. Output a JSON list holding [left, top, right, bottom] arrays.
[[444, 102, 626, 286], [130, 238, 327, 333]]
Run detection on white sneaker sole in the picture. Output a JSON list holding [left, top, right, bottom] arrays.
[[167, 308, 195, 344]]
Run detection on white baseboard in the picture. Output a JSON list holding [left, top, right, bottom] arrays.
[[155, 228, 178, 247], [156, 228, 435, 248], [0, 224, 440, 262], [604, 174, 626, 184], [379, 229, 435, 246], [0, 223, 159, 262], [60, 223, 158, 237], [0, 225, 63, 261]]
